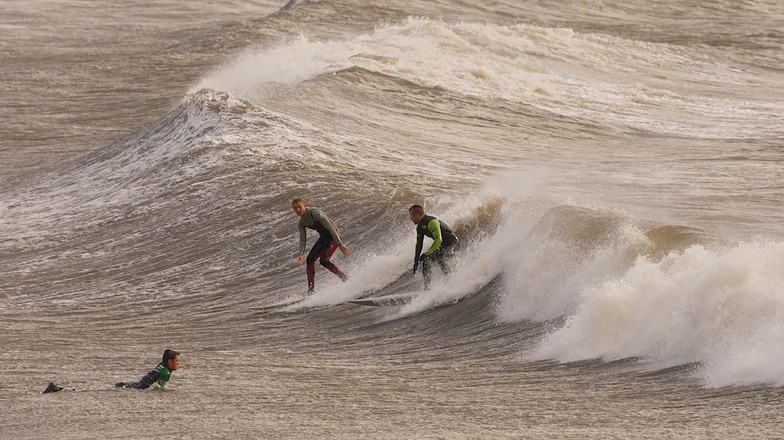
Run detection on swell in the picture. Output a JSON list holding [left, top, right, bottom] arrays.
[[2, 1, 783, 392]]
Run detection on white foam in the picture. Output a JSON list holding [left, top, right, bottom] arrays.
[[195, 17, 783, 139], [290, 246, 412, 310], [519, 240, 784, 388]]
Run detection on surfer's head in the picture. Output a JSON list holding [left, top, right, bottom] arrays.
[[409, 204, 425, 224], [291, 198, 307, 217], [163, 349, 180, 371]]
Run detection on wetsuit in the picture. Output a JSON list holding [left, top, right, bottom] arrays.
[[115, 362, 172, 390], [298, 207, 348, 291], [413, 215, 458, 289]]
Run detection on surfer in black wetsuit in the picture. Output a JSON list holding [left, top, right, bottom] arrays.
[[409, 205, 458, 289], [115, 349, 180, 390], [42, 349, 180, 394], [292, 198, 350, 293]]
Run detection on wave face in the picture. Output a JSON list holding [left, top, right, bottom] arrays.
[[3, 0, 784, 438]]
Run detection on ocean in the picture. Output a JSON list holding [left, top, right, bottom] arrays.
[[2, 0, 784, 438]]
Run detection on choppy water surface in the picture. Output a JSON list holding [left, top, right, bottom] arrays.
[[2, 1, 784, 438]]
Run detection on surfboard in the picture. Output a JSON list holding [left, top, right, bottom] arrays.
[[252, 294, 308, 312], [347, 292, 418, 307]]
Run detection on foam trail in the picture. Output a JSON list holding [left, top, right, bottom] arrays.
[[288, 241, 412, 310]]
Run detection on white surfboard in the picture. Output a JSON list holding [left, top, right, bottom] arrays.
[[252, 294, 308, 312], [347, 292, 418, 307]]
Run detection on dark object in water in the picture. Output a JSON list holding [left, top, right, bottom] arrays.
[[42, 382, 64, 394]]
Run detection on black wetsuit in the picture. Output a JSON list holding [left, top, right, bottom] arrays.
[[115, 362, 172, 390], [414, 215, 458, 288]]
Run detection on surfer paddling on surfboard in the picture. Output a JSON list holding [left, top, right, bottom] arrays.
[[42, 349, 180, 393], [292, 198, 350, 294], [115, 349, 180, 390], [409, 205, 458, 290]]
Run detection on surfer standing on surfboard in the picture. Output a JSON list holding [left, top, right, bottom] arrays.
[[409, 205, 458, 290], [292, 198, 350, 294]]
